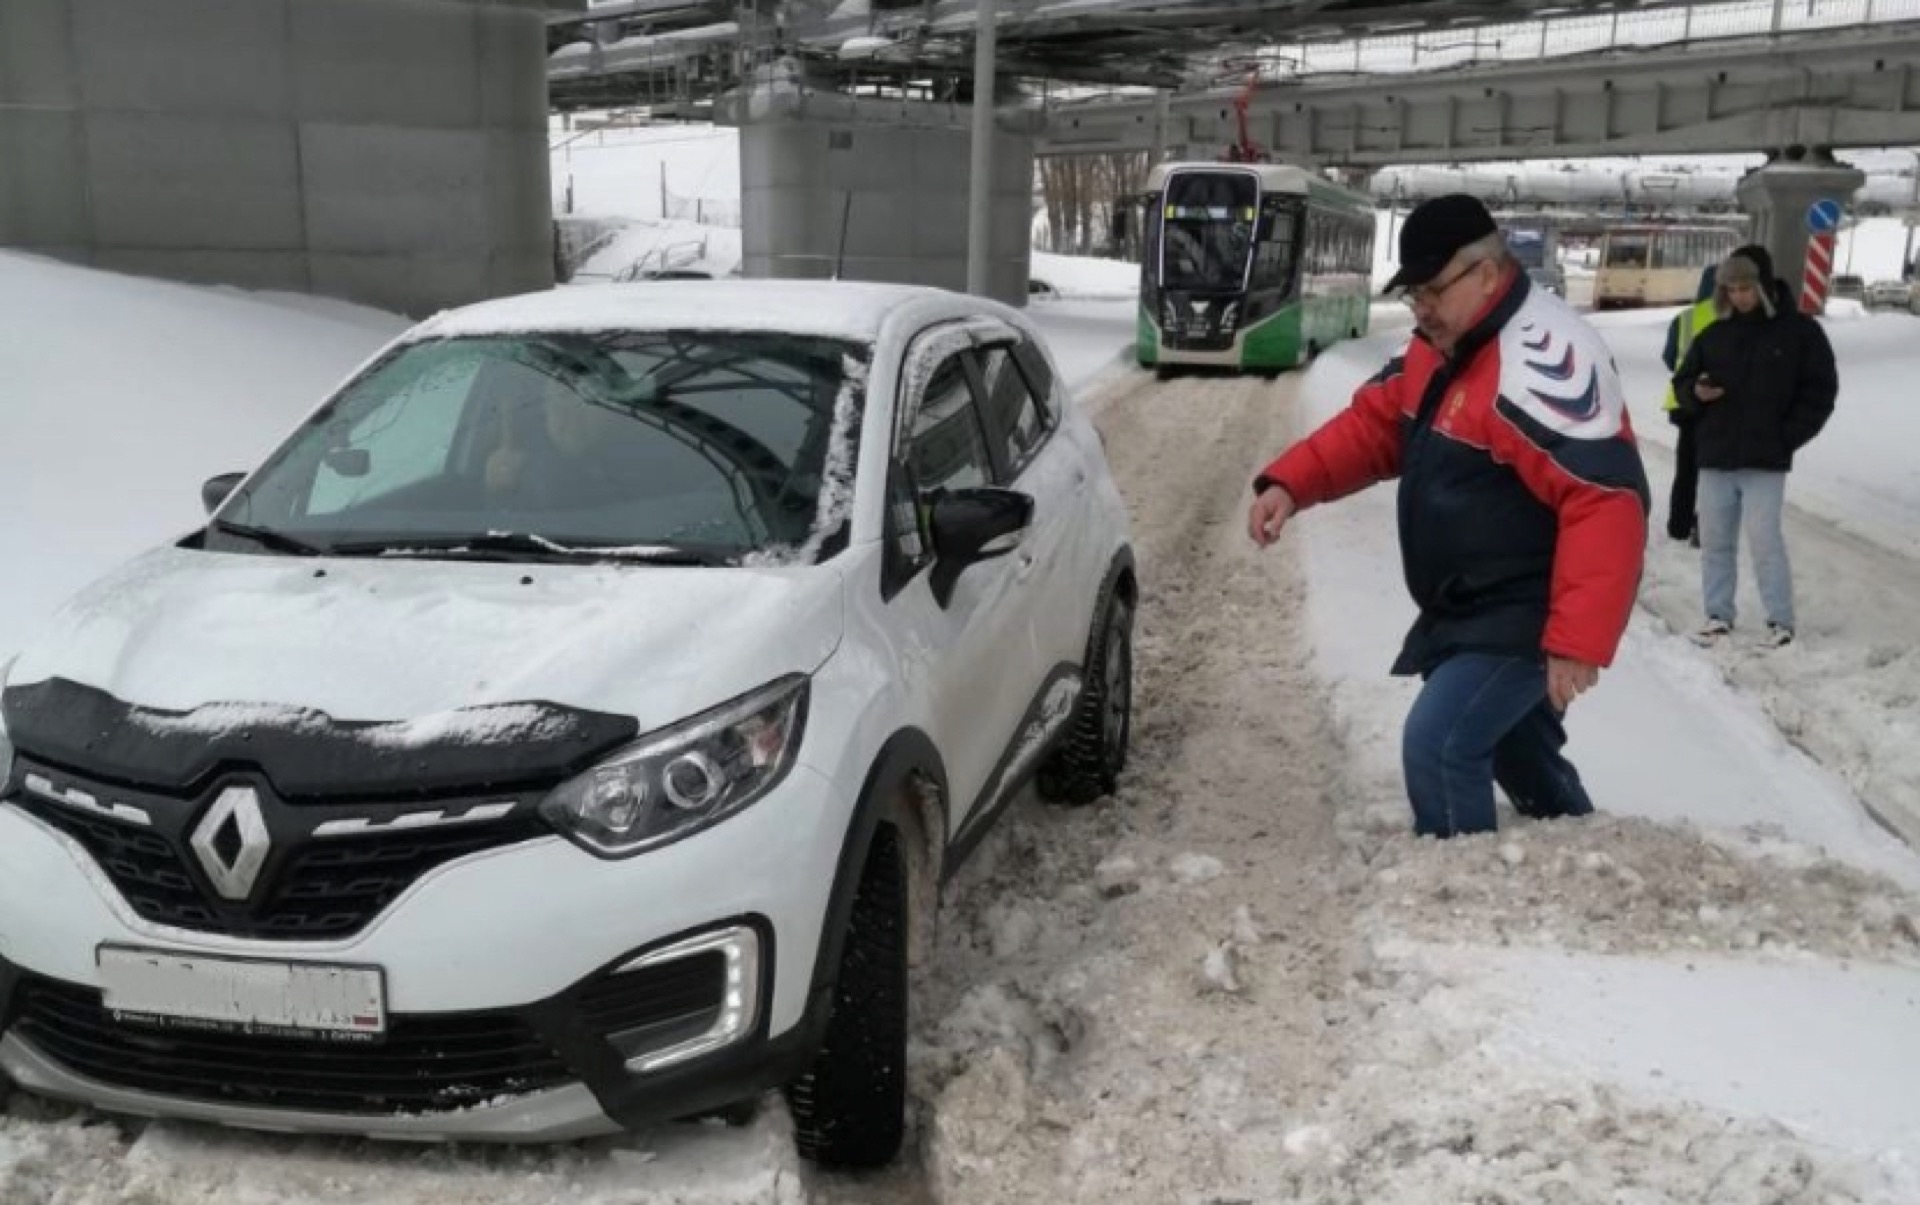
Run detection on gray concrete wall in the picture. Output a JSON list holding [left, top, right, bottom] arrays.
[[0, 0, 557, 318], [733, 91, 1034, 307]]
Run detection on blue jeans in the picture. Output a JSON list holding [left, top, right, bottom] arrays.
[[1402, 653, 1594, 838], [1698, 469, 1794, 630]]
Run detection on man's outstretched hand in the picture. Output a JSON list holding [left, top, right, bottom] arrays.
[[1248, 485, 1297, 548]]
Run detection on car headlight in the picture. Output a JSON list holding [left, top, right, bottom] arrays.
[[540, 675, 808, 858]]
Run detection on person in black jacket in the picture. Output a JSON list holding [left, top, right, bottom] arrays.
[[1671, 245, 1838, 647]]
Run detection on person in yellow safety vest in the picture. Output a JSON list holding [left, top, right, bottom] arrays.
[[1661, 264, 1718, 545]]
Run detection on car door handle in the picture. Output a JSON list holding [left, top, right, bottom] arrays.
[[1015, 552, 1038, 580]]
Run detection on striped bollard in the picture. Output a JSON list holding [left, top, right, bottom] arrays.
[[1801, 198, 1842, 315]]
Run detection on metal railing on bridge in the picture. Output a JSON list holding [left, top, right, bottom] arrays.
[[664, 188, 741, 229], [1267, 0, 1920, 80]]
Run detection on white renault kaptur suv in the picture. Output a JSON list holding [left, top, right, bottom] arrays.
[[0, 281, 1135, 1168]]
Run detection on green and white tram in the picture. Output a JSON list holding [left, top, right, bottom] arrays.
[[1137, 162, 1374, 375]]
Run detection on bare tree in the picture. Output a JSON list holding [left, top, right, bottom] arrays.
[[1037, 151, 1152, 258]]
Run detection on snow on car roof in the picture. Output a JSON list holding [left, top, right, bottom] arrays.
[[410, 280, 955, 344]]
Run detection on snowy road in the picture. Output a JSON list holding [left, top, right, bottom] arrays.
[[912, 367, 1361, 1202]]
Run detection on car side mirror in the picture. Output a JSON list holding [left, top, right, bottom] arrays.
[[928, 487, 1034, 608], [201, 472, 245, 516]]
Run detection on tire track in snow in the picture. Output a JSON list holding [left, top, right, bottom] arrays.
[[907, 368, 1369, 1202]]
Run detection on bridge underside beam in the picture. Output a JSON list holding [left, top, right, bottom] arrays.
[[1037, 23, 1920, 164]]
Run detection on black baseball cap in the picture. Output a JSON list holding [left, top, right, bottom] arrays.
[[1384, 194, 1499, 293]]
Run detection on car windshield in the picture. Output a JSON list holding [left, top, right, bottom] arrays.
[[210, 330, 869, 564], [1160, 172, 1257, 291]]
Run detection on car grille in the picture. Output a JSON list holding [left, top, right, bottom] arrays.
[[578, 951, 727, 1055], [10, 783, 549, 940], [10, 975, 574, 1115]]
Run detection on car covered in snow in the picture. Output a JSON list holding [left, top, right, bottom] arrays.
[[0, 281, 1136, 1167]]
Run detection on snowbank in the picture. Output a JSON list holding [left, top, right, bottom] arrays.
[[893, 342, 1920, 1203], [0, 252, 409, 659], [0, 1099, 807, 1205], [1277, 318, 1920, 1202], [1028, 252, 1138, 300], [1027, 298, 1138, 395], [1591, 301, 1920, 849]]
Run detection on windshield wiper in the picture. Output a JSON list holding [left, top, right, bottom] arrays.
[[209, 520, 328, 557], [329, 533, 731, 566]]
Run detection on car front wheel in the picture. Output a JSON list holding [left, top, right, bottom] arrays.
[[1037, 586, 1133, 806], [786, 821, 909, 1168]]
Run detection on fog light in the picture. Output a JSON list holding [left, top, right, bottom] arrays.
[[614, 926, 762, 1074]]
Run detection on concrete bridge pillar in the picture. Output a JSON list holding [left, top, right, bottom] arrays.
[[1734, 149, 1866, 314], [726, 85, 1037, 307], [0, 0, 561, 317]]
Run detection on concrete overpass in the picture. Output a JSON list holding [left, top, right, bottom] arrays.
[[548, 3, 1919, 308], [1033, 21, 1920, 164], [547, 0, 1761, 104]]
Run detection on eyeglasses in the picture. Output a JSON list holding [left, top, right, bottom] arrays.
[[1401, 258, 1488, 308]]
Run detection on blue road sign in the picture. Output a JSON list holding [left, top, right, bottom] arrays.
[[1807, 198, 1842, 234]]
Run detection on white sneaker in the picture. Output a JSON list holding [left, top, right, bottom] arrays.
[[1692, 618, 1733, 646], [1765, 623, 1795, 648]]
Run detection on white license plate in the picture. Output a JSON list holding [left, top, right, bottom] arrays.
[[97, 946, 387, 1042]]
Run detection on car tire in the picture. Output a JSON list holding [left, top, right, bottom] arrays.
[[1037, 586, 1133, 806], [786, 821, 908, 1169]]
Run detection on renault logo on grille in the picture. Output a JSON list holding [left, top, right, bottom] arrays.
[[191, 785, 271, 901]]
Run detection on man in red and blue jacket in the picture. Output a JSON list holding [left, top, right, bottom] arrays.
[[1247, 195, 1649, 838]]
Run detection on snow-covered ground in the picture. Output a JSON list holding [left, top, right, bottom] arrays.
[[1592, 298, 1920, 855], [903, 328, 1920, 1203], [552, 123, 740, 225], [1269, 315, 1920, 1202], [1024, 254, 1144, 397], [8, 202, 1920, 1203]]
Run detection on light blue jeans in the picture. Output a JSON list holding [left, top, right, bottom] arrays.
[[1698, 469, 1794, 630]]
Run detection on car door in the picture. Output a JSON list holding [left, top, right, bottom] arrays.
[[882, 325, 1046, 835], [968, 335, 1102, 681]]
